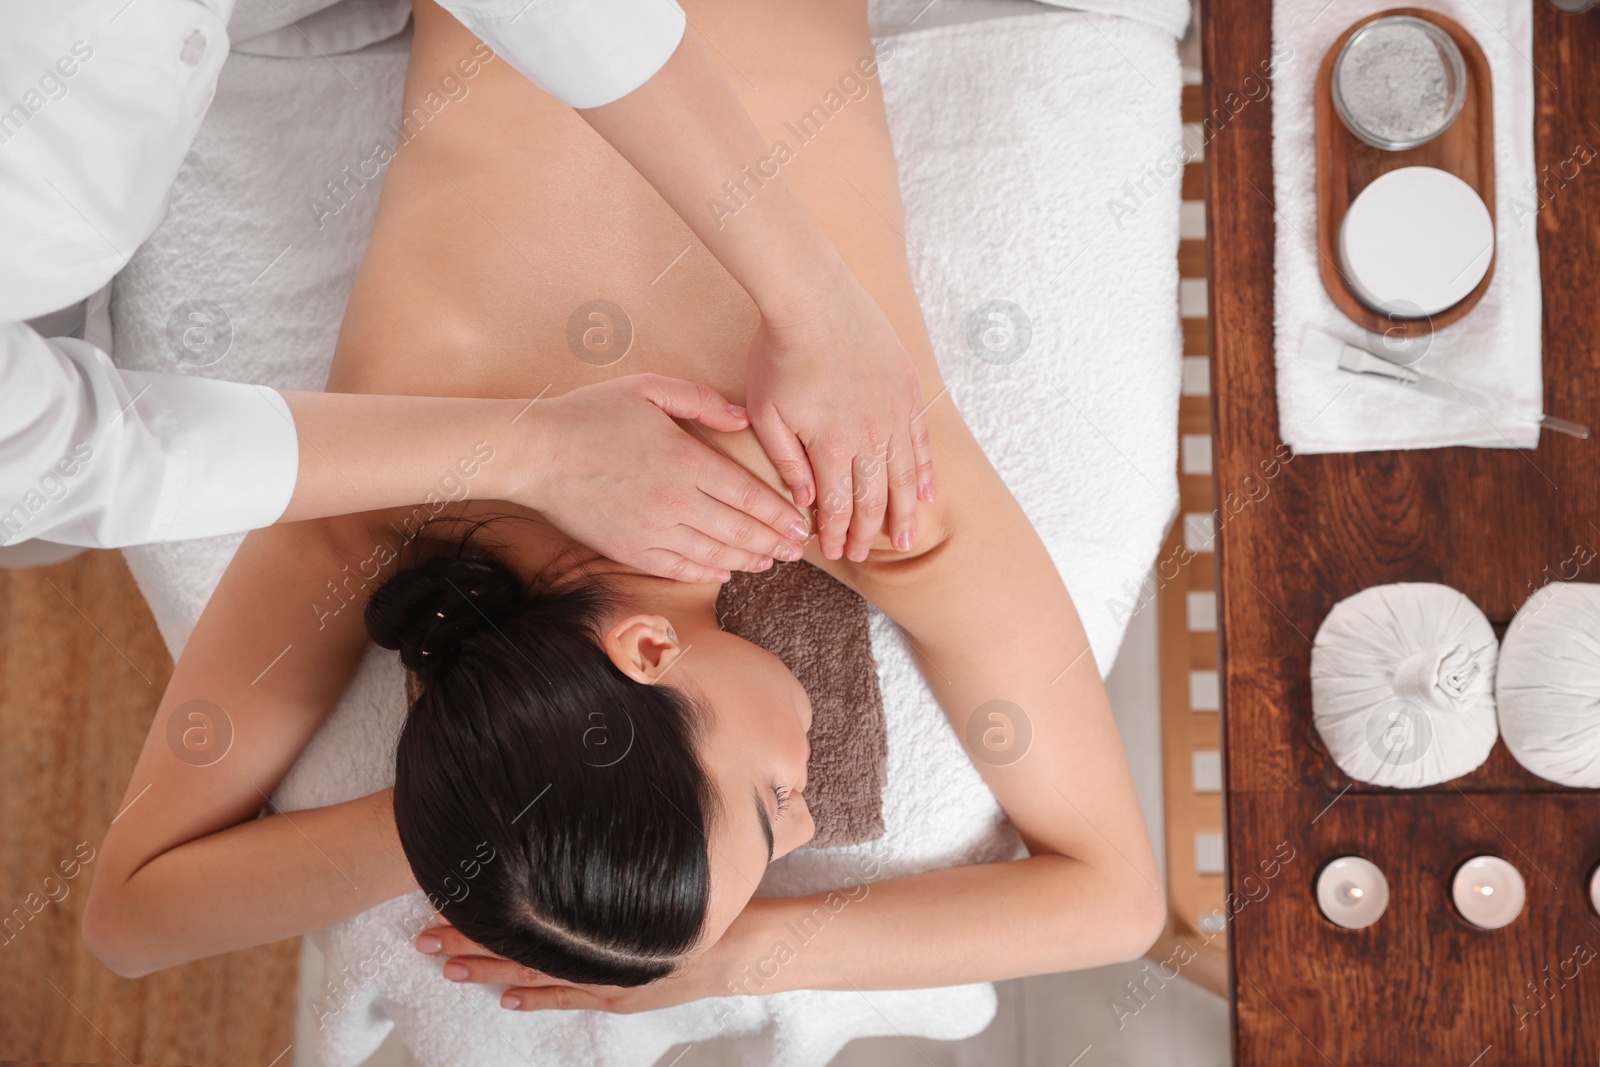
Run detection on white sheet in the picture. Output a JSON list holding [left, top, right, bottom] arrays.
[[111, 6, 1184, 1064]]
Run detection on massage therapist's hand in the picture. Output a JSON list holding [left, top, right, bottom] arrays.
[[526, 374, 809, 585], [745, 267, 935, 564], [415, 916, 741, 1013]]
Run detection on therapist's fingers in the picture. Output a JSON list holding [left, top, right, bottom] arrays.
[[911, 406, 936, 502], [843, 447, 889, 563], [688, 496, 805, 565], [640, 375, 809, 545], [634, 374, 751, 434], [668, 527, 774, 579], [813, 451, 854, 561], [749, 409, 817, 509], [695, 459, 809, 554], [883, 434, 919, 552], [632, 548, 732, 586]]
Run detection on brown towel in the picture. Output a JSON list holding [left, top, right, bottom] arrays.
[[717, 562, 887, 849]]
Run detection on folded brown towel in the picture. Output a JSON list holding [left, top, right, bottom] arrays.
[[716, 562, 887, 849]]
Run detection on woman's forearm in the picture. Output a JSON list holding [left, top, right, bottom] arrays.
[[83, 790, 412, 978], [412, 853, 1164, 1012], [725, 857, 1165, 996]]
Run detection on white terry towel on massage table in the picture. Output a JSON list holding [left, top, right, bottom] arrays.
[[111, 2, 1187, 1063]]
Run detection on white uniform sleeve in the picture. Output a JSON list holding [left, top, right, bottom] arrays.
[[0, 323, 299, 548], [0, 1, 302, 548], [437, 0, 686, 109]]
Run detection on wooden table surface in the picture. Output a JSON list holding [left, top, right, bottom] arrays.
[[1205, 3, 1600, 1064]]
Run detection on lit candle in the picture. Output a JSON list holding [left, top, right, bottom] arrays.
[[1316, 856, 1390, 929], [1452, 856, 1526, 930], [1590, 866, 1600, 917]]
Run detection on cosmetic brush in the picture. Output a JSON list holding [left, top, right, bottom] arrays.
[[1302, 328, 1590, 440]]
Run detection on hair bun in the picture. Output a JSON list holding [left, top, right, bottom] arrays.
[[366, 555, 524, 677]]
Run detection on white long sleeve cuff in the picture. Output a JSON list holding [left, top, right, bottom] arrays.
[[0, 324, 299, 548], [438, 0, 687, 109]]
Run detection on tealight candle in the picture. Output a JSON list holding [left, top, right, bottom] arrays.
[[1590, 866, 1600, 917], [1316, 856, 1390, 929], [1453, 856, 1526, 930]]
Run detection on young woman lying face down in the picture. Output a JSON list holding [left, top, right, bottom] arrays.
[[83, 0, 1164, 1008]]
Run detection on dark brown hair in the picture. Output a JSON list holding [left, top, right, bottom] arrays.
[[367, 550, 717, 986]]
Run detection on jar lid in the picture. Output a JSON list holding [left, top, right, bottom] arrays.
[[1338, 166, 1493, 317]]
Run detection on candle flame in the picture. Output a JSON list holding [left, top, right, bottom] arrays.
[[1348, 886, 1364, 899], [1477, 885, 1494, 896]]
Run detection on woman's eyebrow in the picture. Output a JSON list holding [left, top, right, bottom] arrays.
[[752, 786, 775, 864]]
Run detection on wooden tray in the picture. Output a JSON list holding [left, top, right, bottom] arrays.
[[1314, 8, 1496, 337]]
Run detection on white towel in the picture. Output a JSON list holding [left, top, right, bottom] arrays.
[[110, 7, 1184, 1065], [231, 0, 1192, 57], [871, 0, 1189, 36], [1272, 0, 1542, 453]]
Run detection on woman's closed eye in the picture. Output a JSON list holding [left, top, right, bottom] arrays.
[[754, 783, 796, 864]]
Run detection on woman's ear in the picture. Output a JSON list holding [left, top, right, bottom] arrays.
[[603, 615, 682, 683]]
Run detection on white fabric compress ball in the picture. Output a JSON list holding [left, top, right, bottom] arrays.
[[1498, 583, 1600, 787], [1311, 583, 1499, 788]]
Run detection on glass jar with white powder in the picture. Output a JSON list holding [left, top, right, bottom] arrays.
[[1332, 15, 1468, 151]]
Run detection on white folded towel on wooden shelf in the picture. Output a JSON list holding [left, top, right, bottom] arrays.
[[1271, 0, 1542, 453]]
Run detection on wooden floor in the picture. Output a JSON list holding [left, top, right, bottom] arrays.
[[0, 550, 297, 1065]]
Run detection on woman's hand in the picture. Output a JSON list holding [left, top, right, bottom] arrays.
[[744, 267, 935, 563], [524, 374, 810, 585], [414, 918, 736, 1013]]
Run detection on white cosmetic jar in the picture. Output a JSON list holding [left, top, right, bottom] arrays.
[[1337, 166, 1494, 318]]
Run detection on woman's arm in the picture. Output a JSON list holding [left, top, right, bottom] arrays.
[[723, 857, 1161, 994], [81, 517, 416, 978], [423, 852, 1161, 1011], [778, 413, 1169, 978]]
